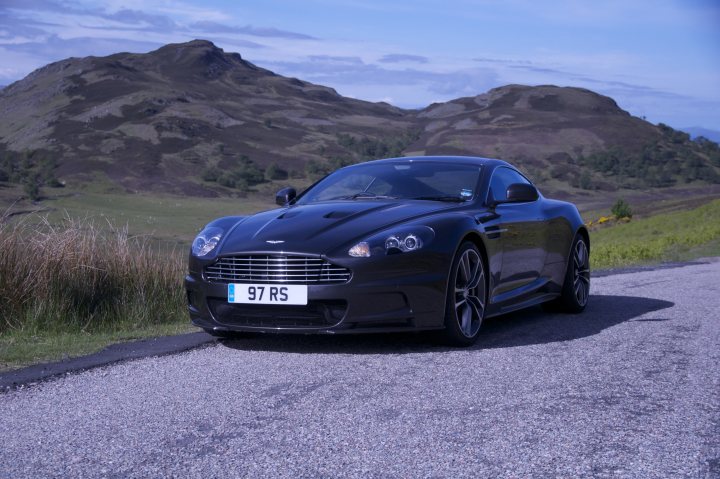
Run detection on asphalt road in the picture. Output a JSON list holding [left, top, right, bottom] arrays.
[[1, 260, 719, 478]]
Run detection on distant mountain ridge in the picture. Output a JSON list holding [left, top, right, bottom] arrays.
[[682, 127, 720, 143], [0, 39, 718, 196]]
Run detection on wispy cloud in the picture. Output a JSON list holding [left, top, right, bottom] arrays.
[[308, 55, 363, 64], [190, 21, 316, 40], [378, 54, 428, 64], [102, 9, 176, 29], [473, 57, 532, 65], [263, 56, 498, 106]]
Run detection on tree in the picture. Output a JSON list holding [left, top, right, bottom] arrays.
[[611, 198, 632, 219], [23, 174, 41, 201]]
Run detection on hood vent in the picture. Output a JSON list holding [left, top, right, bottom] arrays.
[[277, 210, 302, 219], [323, 211, 353, 219]]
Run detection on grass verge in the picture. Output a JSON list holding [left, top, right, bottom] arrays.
[[589, 199, 720, 269], [0, 322, 195, 372], [0, 214, 190, 371]]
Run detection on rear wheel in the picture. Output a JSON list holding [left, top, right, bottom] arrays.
[[441, 242, 487, 346], [545, 234, 590, 313]]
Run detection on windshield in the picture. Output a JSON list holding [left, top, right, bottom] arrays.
[[296, 161, 482, 204]]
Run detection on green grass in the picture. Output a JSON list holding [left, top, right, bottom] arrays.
[[590, 199, 720, 269], [0, 322, 196, 371], [44, 190, 274, 242]]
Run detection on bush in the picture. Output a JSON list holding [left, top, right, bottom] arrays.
[[611, 198, 633, 219], [201, 167, 220, 182], [0, 216, 184, 334], [305, 159, 329, 179], [578, 171, 593, 190], [23, 175, 41, 201], [217, 173, 236, 188], [265, 162, 287, 181]]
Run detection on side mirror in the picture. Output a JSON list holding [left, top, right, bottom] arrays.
[[504, 183, 539, 203], [275, 187, 297, 206]]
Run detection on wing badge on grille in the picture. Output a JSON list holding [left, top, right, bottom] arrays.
[[266, 240, 285, 244]]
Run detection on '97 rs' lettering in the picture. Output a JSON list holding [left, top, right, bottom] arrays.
[[248, 286, 288, 302]]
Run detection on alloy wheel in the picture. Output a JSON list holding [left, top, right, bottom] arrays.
[[453, 248, 486, 338], [573, 239, 590, 307]]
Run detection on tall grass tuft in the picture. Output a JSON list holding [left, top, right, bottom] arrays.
[[0, 213, 186, 334]]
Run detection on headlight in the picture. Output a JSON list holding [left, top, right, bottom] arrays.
[[348, 226, 434, 257], [191, 226, 224, 257], [385, 233, 421, 252]]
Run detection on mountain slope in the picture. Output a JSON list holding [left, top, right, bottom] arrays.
[[409, 85, 719, 190], [0, 40, 412, 195], [0, 40, 718, 196]]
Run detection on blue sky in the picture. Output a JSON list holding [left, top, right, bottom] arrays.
[[1, 0, 719, 130]]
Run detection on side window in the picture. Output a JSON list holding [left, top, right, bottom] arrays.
[[489, 167, 531, 202]]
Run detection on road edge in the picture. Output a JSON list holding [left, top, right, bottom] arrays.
[[2, 256, 718, 392], [0, 332, 216, 392]]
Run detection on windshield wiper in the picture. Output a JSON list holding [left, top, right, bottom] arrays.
[[412, 195, 467, 203], [343, 192, 397, 200]]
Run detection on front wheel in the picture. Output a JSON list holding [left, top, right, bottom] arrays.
[[441, 242, 487, 346]]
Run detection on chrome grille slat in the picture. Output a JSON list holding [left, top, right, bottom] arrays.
[[204, 254, 351, 284]]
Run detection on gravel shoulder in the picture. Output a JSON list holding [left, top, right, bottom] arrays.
[[0, 259, 718, 478]]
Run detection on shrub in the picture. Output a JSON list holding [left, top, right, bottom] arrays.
[[23, 175, 41, 201], [217, 173, 236, 188], [611, 198, 633, 219], [578, 171, 593, 190], [201, 166, 220, 182], [265, 162, 287, 181], [305, 159, 329, 178]]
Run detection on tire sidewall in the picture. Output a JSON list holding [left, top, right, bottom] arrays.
[[560, 234, 590, 313], [443, 241, 486, 346]]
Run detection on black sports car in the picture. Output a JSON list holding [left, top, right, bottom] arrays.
[[185, 156, 590, 345]]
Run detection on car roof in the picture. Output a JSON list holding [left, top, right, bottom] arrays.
[[350, 155, 511, 169]]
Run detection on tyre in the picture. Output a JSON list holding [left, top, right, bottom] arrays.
[[545, 234, 590, 313], [441, 242, 487, 346]]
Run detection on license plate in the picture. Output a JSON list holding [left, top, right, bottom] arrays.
[[227, 284, 308, 305]]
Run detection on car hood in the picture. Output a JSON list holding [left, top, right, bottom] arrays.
[[219, 200, 457, 255]]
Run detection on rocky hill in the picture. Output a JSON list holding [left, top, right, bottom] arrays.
[[0, 40, 718, 197]]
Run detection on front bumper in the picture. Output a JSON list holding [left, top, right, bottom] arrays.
[[185, 249, 450, 334]]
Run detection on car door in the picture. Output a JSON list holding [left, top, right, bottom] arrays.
[[487, 167, 549, 296]]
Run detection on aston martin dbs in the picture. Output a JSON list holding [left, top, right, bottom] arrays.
[[185, 156, 590, 345]]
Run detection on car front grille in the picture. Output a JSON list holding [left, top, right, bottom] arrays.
[[204, 254, 351, 284]]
